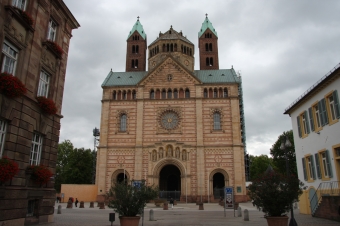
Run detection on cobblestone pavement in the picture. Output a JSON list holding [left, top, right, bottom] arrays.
[[49, 202, 339, 226]]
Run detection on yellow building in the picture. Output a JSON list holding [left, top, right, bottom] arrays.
[[96, 16, 247, 203]]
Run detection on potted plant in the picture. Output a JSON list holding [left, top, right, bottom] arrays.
[[107, 181, 158, 226], [36, 96, 57, 115], [248, 170, 304, 226], [0, 157, 19, 185], [28, 165, 53, 186], [0, 72, 27, 98]]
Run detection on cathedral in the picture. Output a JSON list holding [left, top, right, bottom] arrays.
[[96, 16, 247, 203]]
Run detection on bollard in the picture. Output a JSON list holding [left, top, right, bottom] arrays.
[[244, 209, 249, 221], [57, 205, 62, 214], [89, 201, 94, 208], [198, 202, 204, 210], [99, 202, 105, 209], [109, 213, 115, 226], [149, 209, 154, 221], [66, 200, 73, 208], [237, 206, 242, 217], [79, 201, 84, 208]]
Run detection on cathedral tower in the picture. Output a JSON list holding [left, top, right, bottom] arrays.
[[198, 15, 219, 70], [126, 17, 147, 72]]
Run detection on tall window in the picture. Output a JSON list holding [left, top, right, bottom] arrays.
[[223, 88, 228, 98], [297, 111, 310, 138], [2, 41, 18, 74], [174, 89, 178, 99], [321, 152, 329, 178], [162, 90, 166, 99], [302, 114, 308, 135], [12, 0, 26, 10], [47, 19, 57, 41], [213, 112, 221, 130], [328, 94, 337, 121], [120, 114, 127, 132], [167, 89, 172, 99], [27, 199, 38, 217], [0, 120, 7, 157], [204, 89, 208, 98], [37, 71, 50, 97], [185, 89, 190, 98], [306, 156, 315, 180], [213, 89, 217, 98], [30, 133, 43, 165], [314, 105, 322, 128], [150, 90, 155, 99]]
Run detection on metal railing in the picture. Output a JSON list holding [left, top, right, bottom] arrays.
[[158, 191, 181, 201], [285, 62, 340, 112], [310, 181, 340, 215]]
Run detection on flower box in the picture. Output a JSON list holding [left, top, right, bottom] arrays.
[[44, 40, 63, 58], [0, 157, 19, 185], [36, 96, 57, 115], [0, 72, 27, 98], [28, 165, 53, 185], [15, 7, 34, 26]]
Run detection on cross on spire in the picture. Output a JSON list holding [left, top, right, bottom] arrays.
[[137, 16, 140, 21], [205, 13, 208, 18]]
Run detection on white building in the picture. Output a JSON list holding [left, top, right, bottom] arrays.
[[284, 63, 340, 216]]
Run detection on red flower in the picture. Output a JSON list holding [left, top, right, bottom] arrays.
[[0, 72, 27, 98], [36, 96, 57, 115], [14, 7, 34, 26], [0, 157, 19, 183], [28, 165, 53, 184], [45, 40, 63, 57]]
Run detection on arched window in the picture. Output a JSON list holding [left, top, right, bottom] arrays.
[[224, 88, 228, 98], [213, 112, 221, 130], [219, 88, 223, 98], [213, 88, 217, 98], [123, 91, 127, 100], [150, 90, 155, 99], [210, 57, 213, 66], [120, 114, 127, 132], [131, 59, 134, 68], [135, 59, 138, 68], [136, 45, 139, 53], [127, 90, 131, 100], [155, 89, 161, 99], [204, 89, 208, 98], [170, 44, 173, 52], [113, 91, 117, 100], [162, 89, 166, 99], [132, 45, 135, 53], [117, 90, 122, 100], [174, 89, 178, 99], [179, 89, 184, 98], [167, 43, 170, 52], [205, 43, 209, 51], [167, 89, 172, 99], [209, 43, 212, 51], [206, 57, 209, 66], [185, 89, 190, 98], [132, 90, 136, 99]]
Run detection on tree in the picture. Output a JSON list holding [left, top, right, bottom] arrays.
[[249, 154, 274, 180], [270, 130, 297, 176], [55, 140, 96, 192]]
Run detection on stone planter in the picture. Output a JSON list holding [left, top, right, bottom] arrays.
[[119, 216, 141, 226], [265, 216, 289, 226]]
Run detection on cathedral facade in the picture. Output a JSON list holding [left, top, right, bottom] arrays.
[[96, 16, 247, 202]]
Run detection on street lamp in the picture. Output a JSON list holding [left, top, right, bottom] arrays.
[[280, 135, 297, 226]]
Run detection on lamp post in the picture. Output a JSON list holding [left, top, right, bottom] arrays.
[[280, 135, 297, 226]]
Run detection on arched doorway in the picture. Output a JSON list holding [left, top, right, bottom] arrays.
[[116, 173, 128, 183], [213, 172, 225, 199], [159, 165, 181, 200]]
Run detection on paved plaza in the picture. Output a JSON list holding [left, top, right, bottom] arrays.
[[50, 201, 338, 226]]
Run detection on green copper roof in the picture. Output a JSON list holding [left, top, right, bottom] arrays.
[[127, 19, 146, 40], [198, 16, 218, 38], [102, 69, 240, 87]]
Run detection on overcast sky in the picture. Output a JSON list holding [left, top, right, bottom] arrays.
[[60, 0, 340, 156]]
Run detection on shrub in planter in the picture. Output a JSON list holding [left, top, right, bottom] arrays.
[[0, 157, 19, 184], [248, 170, 304, 217], [36, 96, 57, 115], [28, 165, 53, 184], [0, 72, 27, 98]]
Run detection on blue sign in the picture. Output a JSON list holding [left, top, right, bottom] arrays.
[[132, 181, 143, 189], [225, 187, 233, 194]]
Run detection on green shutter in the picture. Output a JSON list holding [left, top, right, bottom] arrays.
[[308, 107, 315, 131], [320, 98, 329, 125], [318, 101, 324, 126], [314, 153, 321, 179], [333, 90, 340, 118], [297, 116, 302, 138], [302, 158, 307, 181], [304, 111, 310, 134], [325, 150, 333, 178], [310, 155, 316, 179]]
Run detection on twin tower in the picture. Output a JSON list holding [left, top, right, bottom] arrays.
[[125, 16, 219, 72]]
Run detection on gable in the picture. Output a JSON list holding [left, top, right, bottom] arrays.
[[139, 56, 202, 87]]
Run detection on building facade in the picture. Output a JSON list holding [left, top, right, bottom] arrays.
[[97, 16, 247, 203], [0, 0, 79, 225], [284, 63, 340, 215]]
